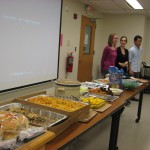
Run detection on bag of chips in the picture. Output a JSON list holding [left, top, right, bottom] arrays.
[[109, 66, 124, 89]]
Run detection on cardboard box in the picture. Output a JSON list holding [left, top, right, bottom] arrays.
[[48, 111, 81, 135], [17, 91, 90, 118]]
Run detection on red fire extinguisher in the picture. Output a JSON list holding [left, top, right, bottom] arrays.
[[66, 52, 74, 72]]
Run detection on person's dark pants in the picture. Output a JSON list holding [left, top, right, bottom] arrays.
[[131, 72, 140, 101], [134, 72, 140, 78]]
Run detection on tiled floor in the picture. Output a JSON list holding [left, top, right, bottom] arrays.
[[61, 93, 150, 150]]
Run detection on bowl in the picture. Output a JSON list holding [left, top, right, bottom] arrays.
[[109, 88, 123, 96], [122, 79, 138, 90], [80, 86, 88, 94]]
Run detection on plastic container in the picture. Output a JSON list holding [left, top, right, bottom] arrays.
[[109, 66, 124, 89], [109, 88, 123, 96], [55, 79, 81, 98], [122, 79, 138, 90]]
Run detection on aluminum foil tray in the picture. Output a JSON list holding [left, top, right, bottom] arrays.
[[25, 94, 89, 112], [83, 93, 119, 102], [0, 102, 67, 127]]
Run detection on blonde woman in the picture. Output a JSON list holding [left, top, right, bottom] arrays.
[[101, 33, 118, 77]]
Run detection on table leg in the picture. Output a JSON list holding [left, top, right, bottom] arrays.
[[109, 106, 125, 150], [135, 90, 144, 123]]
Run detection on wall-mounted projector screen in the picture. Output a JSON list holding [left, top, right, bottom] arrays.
[[0, 0, 62, 93]]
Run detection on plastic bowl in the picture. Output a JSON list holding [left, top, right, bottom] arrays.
[[109, 88, 123, 96], [80, 86, 88, 94], [122, 79, 138, 90]]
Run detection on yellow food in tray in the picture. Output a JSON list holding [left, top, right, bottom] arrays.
[[80, 97, 106, 109], [27, 96, 86, 112]]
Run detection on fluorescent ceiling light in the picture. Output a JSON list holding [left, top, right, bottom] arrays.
[[126, 0, 143, 9]]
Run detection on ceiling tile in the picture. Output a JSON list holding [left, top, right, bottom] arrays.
[[78, 0, 150, 17]]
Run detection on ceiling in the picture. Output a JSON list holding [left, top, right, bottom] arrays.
[[78, 0, 150, 17]]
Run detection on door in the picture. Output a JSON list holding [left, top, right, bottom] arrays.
[[77, 15, 96, 82]]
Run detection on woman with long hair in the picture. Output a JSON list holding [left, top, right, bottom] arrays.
[[115, 36, 129, 75], [100, 33, 118, 77]]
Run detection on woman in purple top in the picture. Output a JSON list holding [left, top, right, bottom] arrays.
[[101, 33, 118, 77]]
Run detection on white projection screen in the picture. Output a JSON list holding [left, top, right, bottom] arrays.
[[0, 0, 62, 93]]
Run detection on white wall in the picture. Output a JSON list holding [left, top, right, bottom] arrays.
[[59, 0, 103, 80], [144, 18, 150, 64], [92, 18, 104, 79], [100, 14, 148, 65], [101, 14, 146, 50], [100, 14, 150, 66]]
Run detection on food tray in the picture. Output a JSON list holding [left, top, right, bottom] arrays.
[[83, 93, 119, 102], [0, 102, 67, 128], [25, 94, 87, 111], [81, 82, 108, 89], [109, 88, 123, 96], [18, 94, 90, 118], [88, 88, 109, 95], [94, 79, 109, 85], [80, 96, 106, 109]]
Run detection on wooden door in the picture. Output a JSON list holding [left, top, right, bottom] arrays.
[[77, 15, 96, 82]]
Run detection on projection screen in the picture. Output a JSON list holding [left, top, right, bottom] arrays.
[[0, 0, 62, 93]]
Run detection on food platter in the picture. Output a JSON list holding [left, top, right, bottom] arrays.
[[0, 102, 67, 128], [81, 82, 108, 89], [25, 95, 87, 112], [55, 79, 81, 86], [109, 88, 123, 96], [82, 93, 119, 102], [94, 79, 109, 85], [80, 96, 106, 109]]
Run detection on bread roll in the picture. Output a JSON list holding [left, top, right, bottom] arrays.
[[0, 111, 29, 140]]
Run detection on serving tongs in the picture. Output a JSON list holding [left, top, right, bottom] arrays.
[[71, 95, 80, 101], [99, 87, 117, 101], [100, 87, 113, 96]]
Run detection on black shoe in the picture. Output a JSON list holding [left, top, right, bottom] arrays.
[[125, 101, 131, 106], [131, 97, 139, 101]]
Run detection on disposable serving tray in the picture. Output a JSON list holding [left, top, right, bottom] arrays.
[[0, 98, 57, 149], [0, 101, 67, 128], [17, 91, 90, 118], [0, 98, 83, 136]]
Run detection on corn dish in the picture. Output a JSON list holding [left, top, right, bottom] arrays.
[[80, 97, 106, 109], [27, 96, 86, 112]]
